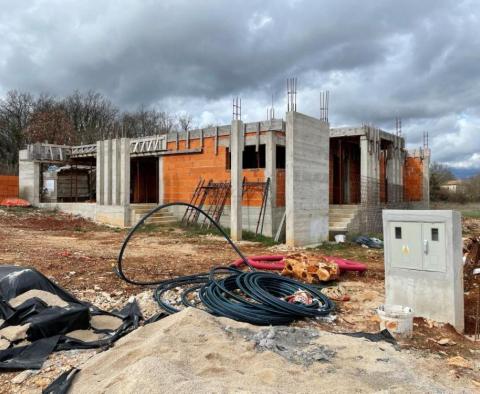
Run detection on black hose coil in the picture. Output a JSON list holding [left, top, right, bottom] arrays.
[[116, 202, 335, 325]]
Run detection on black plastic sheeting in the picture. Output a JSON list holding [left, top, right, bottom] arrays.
[[0, 265, 144, 370], [343, 329, 399, 349], [43, 368, 79, 394]]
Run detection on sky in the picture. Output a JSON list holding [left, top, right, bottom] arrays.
[[0, 0, 479, 174]]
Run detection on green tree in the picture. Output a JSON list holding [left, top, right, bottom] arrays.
[[429, 162, 455, 201]]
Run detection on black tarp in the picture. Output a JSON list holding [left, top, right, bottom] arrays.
[[0, 265, 144, 370]]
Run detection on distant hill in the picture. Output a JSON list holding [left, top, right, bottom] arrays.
[[450, 167, 480, 179]]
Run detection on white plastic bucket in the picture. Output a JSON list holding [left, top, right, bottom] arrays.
[[334, 234, 346, 243], [377, 304, 414, 337]]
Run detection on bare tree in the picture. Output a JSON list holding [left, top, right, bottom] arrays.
[[0, 91, 34, 174], [177, 113, 193, 132], [63, 90, 118, 143], [158, 111, 176, 134], [25, 105, 75, 145]]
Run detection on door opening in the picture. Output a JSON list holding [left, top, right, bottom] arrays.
[[130, 157, 159, 203]]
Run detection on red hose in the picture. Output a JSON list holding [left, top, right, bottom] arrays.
[[231, 255, 285, 270], [231, 255, 367, 273]]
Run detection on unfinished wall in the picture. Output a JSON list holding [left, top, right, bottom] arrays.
[[286, 112, 329, 246], [162, 137, 229, 203], [404, 156, 424, 202], [0, 175, 19, 199]]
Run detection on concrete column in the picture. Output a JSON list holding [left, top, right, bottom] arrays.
[[230, 119, 243, 241], [386, 145, 394, 202], [158, 156, 164, 204], [120, 138, 130, 206], [264, 131, 277, 237], [96, 141, 104, 205], [286, 112, 329, 247], [103, 139, 112, 205], [18, 159, 40, 204], [111, 139, 121, 205], [360, 135, 369, 204], [423, 149, 430, 208]]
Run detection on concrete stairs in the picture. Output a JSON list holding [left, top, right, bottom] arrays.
[[130, 204, 177, 226], [329, 204, 359, 232]]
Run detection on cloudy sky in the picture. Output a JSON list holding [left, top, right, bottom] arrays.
[[0, 0, 479, 173]]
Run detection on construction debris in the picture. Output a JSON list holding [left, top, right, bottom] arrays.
[[0, 198, 31, 207], [354, 236, 384, 249], [0, 265, 142, 370], [281, 253, 339, 283]]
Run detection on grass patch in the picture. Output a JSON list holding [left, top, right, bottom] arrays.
[[461, 210, 480, 219], [177, 223, 278, 246]]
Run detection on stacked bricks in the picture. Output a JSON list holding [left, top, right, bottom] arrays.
[[404, 156, 423, 201], [0, 175, 19, 199]]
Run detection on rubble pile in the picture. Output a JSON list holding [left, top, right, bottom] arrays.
[[281, 253, 340, 283]]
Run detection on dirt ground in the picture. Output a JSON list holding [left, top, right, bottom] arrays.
[[0, 207, 479, 392]]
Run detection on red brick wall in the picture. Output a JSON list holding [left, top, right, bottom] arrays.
[[349, 150, 361, 203], [0, 176, 19, 199], [276, 169, 285, 207], [404, 157, 423, 201], [162, 137, 265, 206]]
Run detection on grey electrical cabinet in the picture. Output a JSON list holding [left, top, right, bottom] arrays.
[[383, 210, 463, 331]]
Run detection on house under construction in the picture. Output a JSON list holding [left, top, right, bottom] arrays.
[[18, 107, 430, 246]]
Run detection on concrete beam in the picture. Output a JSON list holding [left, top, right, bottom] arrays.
[[285, 112, 329, 246], [230, 120, 243, 241]]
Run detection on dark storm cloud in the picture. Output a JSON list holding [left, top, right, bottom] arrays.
[[0, 0, 479, 169]]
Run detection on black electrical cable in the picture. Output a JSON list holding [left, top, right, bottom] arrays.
[[116, 202, 253, 285], [116, 202, 335, 325]]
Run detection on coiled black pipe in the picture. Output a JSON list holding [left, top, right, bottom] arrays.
[[116, 202, 253, 285], [116, 202, 335, 325]]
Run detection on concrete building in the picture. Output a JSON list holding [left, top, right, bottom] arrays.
[[18, 110, 430, 246]]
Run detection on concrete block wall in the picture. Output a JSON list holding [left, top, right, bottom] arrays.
[[0, 175, 19, 199], [285, 112, 330, 246], [19, 159, 40, 204]]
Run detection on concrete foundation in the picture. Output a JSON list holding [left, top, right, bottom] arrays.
[[383, 210, 463, 331], [285, 112, 329, 246], [37, 202, 130, 227]]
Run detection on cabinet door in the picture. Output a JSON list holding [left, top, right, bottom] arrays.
[[422, 222, 446, 272], [389, 221, 423, 270]]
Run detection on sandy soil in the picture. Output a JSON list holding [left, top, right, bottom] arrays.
[[70, 308, 478, 393], [0, 207, 479, 392]]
